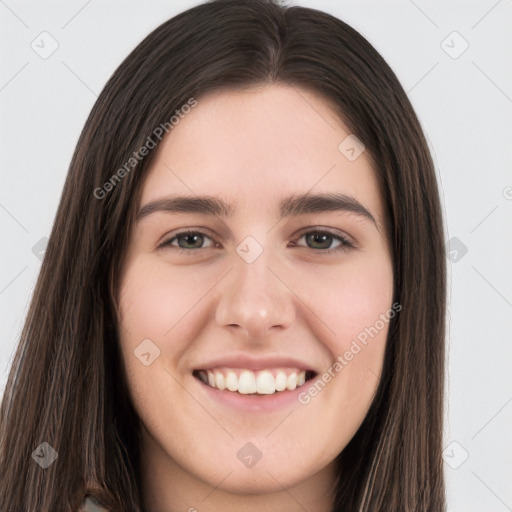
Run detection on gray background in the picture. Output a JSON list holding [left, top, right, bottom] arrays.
[[1, 1, 511, 510]]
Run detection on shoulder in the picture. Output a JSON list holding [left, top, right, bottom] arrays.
[[78, 495, 111, 512]]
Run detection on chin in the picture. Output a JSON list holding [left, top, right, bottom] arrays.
[[207, 466, 304, 495]]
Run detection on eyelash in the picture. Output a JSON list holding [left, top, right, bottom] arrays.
[[158, 228, 355, 255]]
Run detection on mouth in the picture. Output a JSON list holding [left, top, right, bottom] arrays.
[[192, 367, 317, 396]]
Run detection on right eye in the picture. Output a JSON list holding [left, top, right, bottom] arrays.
[[158, 230, 217, 252]]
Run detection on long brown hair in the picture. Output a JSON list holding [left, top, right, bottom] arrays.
[[0, 1, 446, 510]]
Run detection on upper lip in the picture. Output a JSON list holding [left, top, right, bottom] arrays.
[[193, 353, 318, 373]]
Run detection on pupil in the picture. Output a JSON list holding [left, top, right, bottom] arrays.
[[309, 233, 330, 248], [181, 234, 201, 248]]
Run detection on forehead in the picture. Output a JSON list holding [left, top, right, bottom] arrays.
[[140, 84, 385, 225]]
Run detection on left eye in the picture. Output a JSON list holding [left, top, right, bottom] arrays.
[[295, 231, 353, 252], [159, 229, 353, 253]]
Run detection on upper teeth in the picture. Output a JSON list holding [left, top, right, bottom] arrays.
[[197, 368, 307, 395]]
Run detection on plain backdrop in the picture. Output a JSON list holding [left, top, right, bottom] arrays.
[[1, 1, 511, 510]]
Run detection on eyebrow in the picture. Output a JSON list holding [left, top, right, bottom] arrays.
[[136, 192, 378, 227]]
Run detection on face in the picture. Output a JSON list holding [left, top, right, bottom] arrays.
[[117, 84, 394, 501]]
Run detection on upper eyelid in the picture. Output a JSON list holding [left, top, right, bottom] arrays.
[[294, 227, 353, 241]]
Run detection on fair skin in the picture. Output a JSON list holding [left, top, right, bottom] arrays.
[[117, 84, 394, 512]]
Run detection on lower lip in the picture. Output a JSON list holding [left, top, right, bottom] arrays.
[[194, 375, 313, 412]]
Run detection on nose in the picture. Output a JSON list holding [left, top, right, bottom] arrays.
[[214, 248, 295, 342]]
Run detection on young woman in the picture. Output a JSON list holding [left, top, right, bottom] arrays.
[[0, 1, 447, 510]]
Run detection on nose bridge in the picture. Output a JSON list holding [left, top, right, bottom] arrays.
[[215, 239, 294, 337]]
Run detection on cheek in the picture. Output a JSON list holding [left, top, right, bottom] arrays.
[[300, 252, 393, 413], [116, 258, 204, 430], [307, 250, 393, 346], [118, 256, 206, 344], [116, 258, 192, 405]]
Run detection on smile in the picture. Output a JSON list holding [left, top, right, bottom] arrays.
[[193, 368, 316, 395]]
